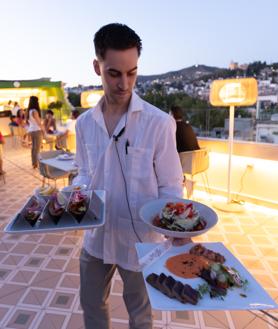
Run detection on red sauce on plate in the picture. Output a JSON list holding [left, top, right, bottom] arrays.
[[165, 253, 209, 279]]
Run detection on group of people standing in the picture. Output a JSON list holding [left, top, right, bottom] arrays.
[[8, 102, 28, 138], [0, 101, 27, 175], [2, 97, 80, 170], [5, 97, 47, 169]]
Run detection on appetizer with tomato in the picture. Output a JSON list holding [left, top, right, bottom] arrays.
[[153, 202, 206, 232]]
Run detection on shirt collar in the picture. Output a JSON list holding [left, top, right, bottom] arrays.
[[88, 97, 105, 132], [127, 91, 144, 113], [91, 91, 143, 128]]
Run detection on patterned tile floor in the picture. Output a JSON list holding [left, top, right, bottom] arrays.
[[0, 140, 277, 329]]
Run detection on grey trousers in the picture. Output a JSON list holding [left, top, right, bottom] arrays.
[[30, 130, 42, 166], [79, 248, 153, 329]]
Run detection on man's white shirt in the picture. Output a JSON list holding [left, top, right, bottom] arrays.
[[74, 92, 183, 271]]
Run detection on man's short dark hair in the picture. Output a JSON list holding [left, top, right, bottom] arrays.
[[94, 23, 142, 59]]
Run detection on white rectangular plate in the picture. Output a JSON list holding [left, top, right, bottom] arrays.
[[136, 242, 278, 311], [4, 190, 106, 234]]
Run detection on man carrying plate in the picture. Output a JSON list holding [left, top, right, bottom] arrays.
[[73, 23, 184, 329]]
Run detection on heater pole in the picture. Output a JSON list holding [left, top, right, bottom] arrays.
[[227, 105, 235, 203]]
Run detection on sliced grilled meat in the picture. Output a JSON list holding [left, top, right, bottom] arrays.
[[162, 275, 176, 298], [146, 272, 200, 305], [182, 284, 199, 305], [189, 244, 226, 263], [146, 273, 159, 289], [172, 281, 186, 303]]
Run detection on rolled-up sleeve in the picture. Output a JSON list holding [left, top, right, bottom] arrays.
[[72, 119, 91, 186], [154, 116, 183, 198]]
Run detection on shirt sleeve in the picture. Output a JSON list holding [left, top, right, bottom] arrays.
[[72, 119, 91, 186], [154, 116, 184, 198]]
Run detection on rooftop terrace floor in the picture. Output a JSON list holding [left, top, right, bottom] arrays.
[[0, 142, 277, 329]]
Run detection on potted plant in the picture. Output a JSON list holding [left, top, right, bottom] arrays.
[[48, 101, 63, 123]]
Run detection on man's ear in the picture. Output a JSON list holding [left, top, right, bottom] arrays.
[[93, 59, 101, 76]]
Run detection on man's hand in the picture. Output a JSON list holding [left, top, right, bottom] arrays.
[[165, 236, 193, 246], [172, 237, 193, 246]]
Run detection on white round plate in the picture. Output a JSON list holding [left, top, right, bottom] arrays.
[[57, 154, 74, 161], [139, 198, 218, 238]]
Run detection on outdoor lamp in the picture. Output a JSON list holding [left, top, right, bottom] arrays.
[[210, 78, 257, 107], [209, 78, 258, 212], [81, 90, 104, 108]]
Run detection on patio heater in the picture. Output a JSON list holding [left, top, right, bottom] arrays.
[[210, 78, 258, 212]]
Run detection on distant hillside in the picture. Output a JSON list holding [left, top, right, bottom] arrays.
[[137, 65, 224, 83]]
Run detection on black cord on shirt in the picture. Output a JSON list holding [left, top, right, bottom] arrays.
[[114, 137, 143, 243]]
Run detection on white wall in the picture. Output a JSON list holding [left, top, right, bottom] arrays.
[[195, 138, 278, 207]]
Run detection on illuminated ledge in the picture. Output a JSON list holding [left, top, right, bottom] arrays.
[[199, 137, 278, 161], [191, 138, 278, 209]]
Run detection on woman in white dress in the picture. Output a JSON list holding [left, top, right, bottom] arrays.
[[27, 96, 44, 169]]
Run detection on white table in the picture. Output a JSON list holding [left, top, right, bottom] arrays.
[[40, 156, 78, 173]]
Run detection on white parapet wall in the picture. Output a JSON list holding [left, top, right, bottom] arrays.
[[196, 138, 278, 208]]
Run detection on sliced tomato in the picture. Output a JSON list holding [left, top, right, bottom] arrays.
[[174, 203, 186, 215], [185, 203, 193, 209], [187, 208, 194, 218], [175, 202, 185, 208], [166, 202, 175, 209]]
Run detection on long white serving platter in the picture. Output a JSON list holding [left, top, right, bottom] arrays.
[[136, 242, 278, 311]]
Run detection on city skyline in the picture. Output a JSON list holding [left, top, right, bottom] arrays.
[[1, 0, 278, 86]]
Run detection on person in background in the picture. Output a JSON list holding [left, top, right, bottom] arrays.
[[16, 108, 29, 145], [12, 102, 20, 116], [9, 115, 19, 127], [16, 108, 26, 127], [170, 105, 200, 152], [8, 115, 19, 136], [0, 131, 5, 175], [55, 109, 79, 150], [27, 96, 44, 169], [74, 23, 184, 329], [43, 109, 57, 134], [4, 100, 12, 112]]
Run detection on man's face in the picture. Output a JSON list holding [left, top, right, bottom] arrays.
[[93, 47, 138, 105]]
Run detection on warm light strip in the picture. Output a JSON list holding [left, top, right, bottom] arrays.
[[210, 151, 278, 170], [0, 88, 39, 96], [191, 151, 278, 209]]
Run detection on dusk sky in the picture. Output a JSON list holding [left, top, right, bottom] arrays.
[[1, 0, 277, 86]]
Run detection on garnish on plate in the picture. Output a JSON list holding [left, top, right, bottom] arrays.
[[24, 197, 43, 227], [240, 293, 247, 298], [164, 244, 248, 301], [68, 190, 88, 222], [199, 262, 248, 298], [153, 202, 206, 232], [48, 192, 66, 224]]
